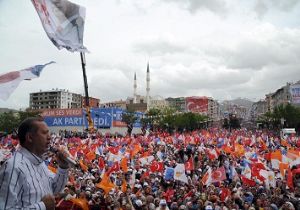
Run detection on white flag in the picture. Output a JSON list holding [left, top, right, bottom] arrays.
[[174, 163, 188, 183], [32, 0, 88, 52], [0, 62, 55, 100]]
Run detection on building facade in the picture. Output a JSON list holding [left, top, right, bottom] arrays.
[[165, 97, 186, 112], [82, 96, 100, 108], [29, 89, 82, 110]]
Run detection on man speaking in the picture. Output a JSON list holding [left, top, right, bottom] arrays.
[[0, 117, 69, 210]]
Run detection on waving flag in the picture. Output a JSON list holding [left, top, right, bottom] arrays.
[[184, 157, 194, 171], [164, 167, 175, 181], [32, 0, 88, 52], [174, 164, 188, 183], [0, 62, 55, 100]]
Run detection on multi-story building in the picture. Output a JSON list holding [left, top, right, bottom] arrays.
[[250, 100, 267, 120], [29, 89, 82, 110], [165, 97, 186, 112], [265, 82, 293, 112], [148, 96, 168, 110], [208, 98, 220, 121]]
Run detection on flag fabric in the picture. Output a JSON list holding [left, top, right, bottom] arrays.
[[287, 169, 294, 189], [121, 179, 127, 193], [184, 157, 194, 171], [173, 164, 188, 183], [150, 161, 164, 173], [241, 175, 256, 187], [120, 157, 128, 172], [139, 155, 155, 166], [31, 0, 88, 52], [201, 167, 212, 186], [164, 167, 175, 181], [70, 198, 89, 210], [211, 166, 226, 183], [96, 173, 115, 194], [107, 162, 120, 175], [0, 62, 54, 100], [79, 159, 88, 172]]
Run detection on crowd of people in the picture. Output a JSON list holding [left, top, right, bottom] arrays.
[[1, 125, 300, 210]]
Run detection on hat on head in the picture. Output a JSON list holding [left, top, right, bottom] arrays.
[[205, 205, 213, 210], [160, 199, 167, 206], [135, 199, 143, 207]]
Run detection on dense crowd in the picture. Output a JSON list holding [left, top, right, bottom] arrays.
[[1, 128, 300, 210]]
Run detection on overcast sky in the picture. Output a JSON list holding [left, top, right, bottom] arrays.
[[1, 0, 300, 109]]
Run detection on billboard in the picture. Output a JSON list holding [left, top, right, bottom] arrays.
[[185, 96, 208, 114], [290, 84, 300, 104], [42, 108, 143, 128]]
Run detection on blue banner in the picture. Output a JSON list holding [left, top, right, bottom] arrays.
[[44, 107, 144, 128]]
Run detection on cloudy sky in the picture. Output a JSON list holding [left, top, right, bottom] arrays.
[[1, 0, 300, 109]]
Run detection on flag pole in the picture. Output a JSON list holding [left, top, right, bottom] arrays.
[[80, 52, 89, 106]]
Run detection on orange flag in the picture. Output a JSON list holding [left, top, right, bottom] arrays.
[[96, 174, 115, 194], [70, 198, 89, 210], [79, 160, 88, 172], [48, 165, 57, 174], [271, 150, 282, 161], [279, 162, 289, 177], [121, 179, 127, 193], [131, 144, 142, 158], [120, 157, 128, 173], [86, 151, 96, 162]]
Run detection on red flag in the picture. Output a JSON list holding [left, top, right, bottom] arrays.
[[211, 166, 226, 183], [108, 146, 120, 155], [98, 157, 105, 169], [287, 169, 294, 190], [107, 162, 120, 175], [220, 187, 231, 202], [150, 161, 164, 172], [184, 157, 194, 171], [241, 175, 256, 187]]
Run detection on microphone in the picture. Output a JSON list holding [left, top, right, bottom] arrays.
[[49, 147, 78, 166]]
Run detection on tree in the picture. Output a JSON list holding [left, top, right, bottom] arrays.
[[0, 110, 41, 134], [0, 111, 19, 134], [259, 104, 300, 130], [122, 110, 137, 136]]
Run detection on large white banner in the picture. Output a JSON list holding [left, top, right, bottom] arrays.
[[290, 84, 300, 104], [32, 0, 88, 52]]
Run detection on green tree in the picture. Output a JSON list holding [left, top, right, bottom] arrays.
[[122, 110, 138, 136], [0, 110, 41, 134], [0, 111, 19, 133]]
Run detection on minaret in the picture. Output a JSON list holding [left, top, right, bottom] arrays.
[[146, 62, 150, 110], [133, 72, 137, 103]]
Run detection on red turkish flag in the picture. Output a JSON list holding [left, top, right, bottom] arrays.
[[211, 166, 226, 183], [150, 161, 164, 172], [220, 187, 231, 202], [184, 157, 194, 171], [241, 175, 256, 187]]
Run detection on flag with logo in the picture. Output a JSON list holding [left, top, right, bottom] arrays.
[[164, 167, 175, 181], [0, 62, 55, 100], [31, 0, 88, 52], [173, 163, 188, 183]]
